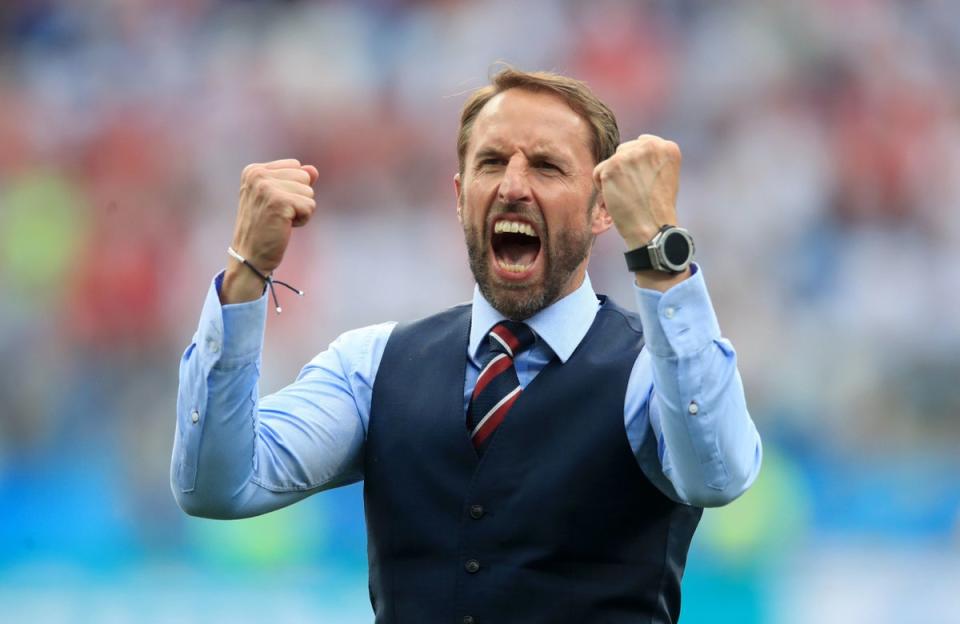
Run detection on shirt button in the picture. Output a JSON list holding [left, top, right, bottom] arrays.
[[465, 559, 480, 574], [208, 340, 220, 354], [463, 616, 476, 624], [190, 409, 200, 424], [469, 505, 485, 519], [664, 306, 675, 319], [688, 401, 699, 415]]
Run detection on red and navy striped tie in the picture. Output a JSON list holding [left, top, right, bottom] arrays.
[[467, 321, 536, 455]]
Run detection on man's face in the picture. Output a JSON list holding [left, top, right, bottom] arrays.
[[455, 88, 612, 320]]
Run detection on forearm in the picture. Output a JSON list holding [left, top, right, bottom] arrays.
[[171, 274, 291, 518], [651, 341, 761, 507], [634, 266, 762, 507], [171, 273, 377, 519], [173, 345, 310, 519], [175, 360, 365, 520]]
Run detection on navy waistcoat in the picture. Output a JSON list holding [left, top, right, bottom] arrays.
[[364, 296, 702, 624]]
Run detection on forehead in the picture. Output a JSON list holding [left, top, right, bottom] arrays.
[[468, 88, 594, 163]]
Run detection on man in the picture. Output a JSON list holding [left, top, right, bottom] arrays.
[[172, 68, 761, 623]]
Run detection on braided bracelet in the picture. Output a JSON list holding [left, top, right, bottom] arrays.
[[227, 246, 303, 314]]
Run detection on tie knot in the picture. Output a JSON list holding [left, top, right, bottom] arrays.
[[488, 321, 536, 357]]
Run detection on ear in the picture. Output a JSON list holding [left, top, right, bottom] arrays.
[[590, 194, 614, 236], [454, 173, 463, 223]]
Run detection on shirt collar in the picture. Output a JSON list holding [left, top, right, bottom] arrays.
[[469, 273, 601, 365]]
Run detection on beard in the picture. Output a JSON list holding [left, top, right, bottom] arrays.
[[463, 202, 594, 320]]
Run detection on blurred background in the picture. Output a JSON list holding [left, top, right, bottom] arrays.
[[1, 0, 959, 622]]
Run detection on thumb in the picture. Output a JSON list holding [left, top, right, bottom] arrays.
[[302, 164, 320, 186]]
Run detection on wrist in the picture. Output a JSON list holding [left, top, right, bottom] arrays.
[[222, 246, 304, 313], [220, 259, 267, 305], [621, 228, 660, 251], [623, 225, 695, 277], [633, 267, 691, 292]]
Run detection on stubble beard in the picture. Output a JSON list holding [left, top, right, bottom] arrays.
[[463, 205, 594, 321]]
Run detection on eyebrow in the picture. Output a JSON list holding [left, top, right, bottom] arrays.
[[528, 149, 569, 165], [473, 145, 572, 167], [473, 147, 506, 162]]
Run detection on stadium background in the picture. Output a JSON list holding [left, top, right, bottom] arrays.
[[2, 1, 959, 622]]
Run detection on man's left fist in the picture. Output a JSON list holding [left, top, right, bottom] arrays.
[[592, 134, 682, 249]]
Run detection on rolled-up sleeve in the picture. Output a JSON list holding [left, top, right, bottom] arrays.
[[627, 266, 762, 507]]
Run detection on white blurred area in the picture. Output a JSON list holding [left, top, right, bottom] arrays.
[[1, 1, 959, 622]]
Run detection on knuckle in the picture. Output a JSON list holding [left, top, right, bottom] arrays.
[[665, 141, 682, 159], [253, 177, 270, 197], [241, 165, 258, 184], [271, 158, 300, 167], [609, 153, 626, 169], [247, 169, 269, 190]]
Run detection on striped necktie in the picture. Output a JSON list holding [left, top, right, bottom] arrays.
[[467, 321, 536, 455]]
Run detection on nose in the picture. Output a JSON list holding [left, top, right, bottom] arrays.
[[497, 155, 533, 205]]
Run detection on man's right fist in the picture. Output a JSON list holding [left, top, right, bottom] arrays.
[[221, 159, 318, 305], [231, 158, 319, 273]]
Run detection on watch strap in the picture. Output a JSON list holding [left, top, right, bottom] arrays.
[[624, 245, 654, 272]]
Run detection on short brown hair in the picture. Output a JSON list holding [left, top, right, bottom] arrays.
[[457, 66, 620, 174]]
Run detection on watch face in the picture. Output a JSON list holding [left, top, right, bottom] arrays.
[[662, 230, 691, 266]]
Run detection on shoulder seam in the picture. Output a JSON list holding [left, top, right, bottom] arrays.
[[598, 303, 644, 336]]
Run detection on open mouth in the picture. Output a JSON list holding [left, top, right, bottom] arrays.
[[490, 218, 542, 277]]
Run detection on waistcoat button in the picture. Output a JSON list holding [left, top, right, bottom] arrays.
[[465, 559, 480, 573], [469, 504, 484, 519]]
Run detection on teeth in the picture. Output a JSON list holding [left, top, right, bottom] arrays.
[[494, 220, 537, 237], [497, 259, 532, 273]]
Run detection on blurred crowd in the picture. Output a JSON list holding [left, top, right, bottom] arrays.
[[1, 0, 959, 620]]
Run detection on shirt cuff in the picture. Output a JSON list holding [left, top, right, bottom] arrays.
[[195, 271, 268, 369], [632, 263, 723, 358]]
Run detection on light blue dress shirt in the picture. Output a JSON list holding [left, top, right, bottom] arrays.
[[172, 265, 761, 518]]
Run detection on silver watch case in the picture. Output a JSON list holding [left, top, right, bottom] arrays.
[[647, 226, 695, 273]]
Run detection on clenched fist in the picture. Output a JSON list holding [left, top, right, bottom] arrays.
[[592, 135, 682, 251], [221, 158, 319, 305]]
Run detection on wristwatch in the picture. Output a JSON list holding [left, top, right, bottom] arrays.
[[624, 225, 695, 273]]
